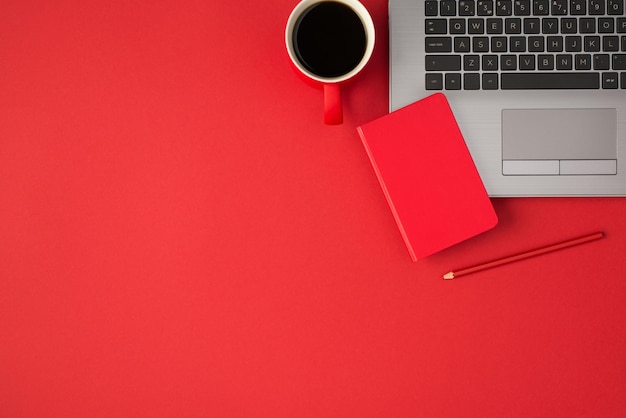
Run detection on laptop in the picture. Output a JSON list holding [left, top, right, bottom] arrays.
[[389, 0, 626, 196]]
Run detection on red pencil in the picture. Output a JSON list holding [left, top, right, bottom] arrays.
[[443, 231, 605, 280]]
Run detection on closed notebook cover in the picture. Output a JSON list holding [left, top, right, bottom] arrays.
[[357, 93, 498, 261]]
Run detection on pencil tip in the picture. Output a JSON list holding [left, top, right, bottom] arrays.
[[443, 272, 454, 280]]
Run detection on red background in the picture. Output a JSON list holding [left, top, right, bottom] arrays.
[[1, 1, 625, 416]]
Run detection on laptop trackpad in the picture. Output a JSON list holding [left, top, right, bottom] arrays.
[[502, 108, 617, 175]]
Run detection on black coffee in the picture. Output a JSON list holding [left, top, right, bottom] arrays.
[[293, 1, 367, 78]]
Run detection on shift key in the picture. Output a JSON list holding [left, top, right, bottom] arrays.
[[425, 55, 461, 71]]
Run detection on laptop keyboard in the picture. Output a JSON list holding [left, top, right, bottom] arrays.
[[424, 0, 626, 90]]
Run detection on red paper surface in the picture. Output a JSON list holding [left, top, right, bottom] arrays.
[[1, 1, 625, 417], [358, 93, 497, 261]]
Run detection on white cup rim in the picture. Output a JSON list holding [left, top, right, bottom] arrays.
[[285, 0, 375, 84]]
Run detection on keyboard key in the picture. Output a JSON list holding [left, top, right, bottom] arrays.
[[575, 53, 592, 69], [510, 36, 527, 51], [482, 54, 499, 69], [618, 18, 626, 33], [551, 0, 568, 14], [473, 37, 490, 52], [533, 0, 550, 15], [426, 19, 448, 34], [425, 73, 444, 90], [487, 18, 504, 33], [556, 54, 573, 69], [454, 37, 471, 52], [505, 17, 522, 33], [585, 36, 601, 52], [599, 18, 615, 34], [613, 54, 626, 69], [524, 18, 541, 33], [598, 17, 615, 33], [425, 37, 453, 52], [440, 0, 457, 16], [580, 18, 596, 34], [542, 18, 559, 34], [425, 55, 462, 71], [514, 0, 531, 15], [547, 36, 564, 52], [496, 0, 513, 15], [561, 18, 578, 34], [425, 1, 439, 16], [459, 1, 477, 16], [477, 1, 495, 15], [519, 54, 536, 69], [570, 0, 587, 15], [603, 72, 619, 88], [589, 0, 605, 14], [529, 36, 545, 51], [621, 72, 626, 88], [603, 36, 620, 51], [566, 36, 583, 51], [501, 72, 600, 88], [450, 19, 467, 34], [483, 73, 499, 89], [468, 19, 486, 34], [445, 73, 462, 89], [538, 54, 555, 69], [492, 36, 508, 51], [464, 73, 481, 89], [501, 54, 518, 69], [464, 54, 481, 70], [594, 54, 610, 70], [608, 0, 624, 14]]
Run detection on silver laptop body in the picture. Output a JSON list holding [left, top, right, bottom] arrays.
[[389, 0, 626, 196]]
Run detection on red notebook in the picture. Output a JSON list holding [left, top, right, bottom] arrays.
[[357, 93, 498, 261]]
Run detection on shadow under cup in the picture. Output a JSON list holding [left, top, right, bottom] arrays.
[[286, 0, 375, 124]]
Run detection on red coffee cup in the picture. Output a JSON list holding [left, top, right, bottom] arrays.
[[285, 0, 375, 125]]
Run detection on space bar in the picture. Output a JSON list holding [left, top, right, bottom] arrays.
[[501, 73, 599, 89]]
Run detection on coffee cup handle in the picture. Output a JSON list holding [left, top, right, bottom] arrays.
[[323, 84, 342, 125]]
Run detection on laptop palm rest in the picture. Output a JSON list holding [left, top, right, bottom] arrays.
[[502, 108, 617, 176]]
